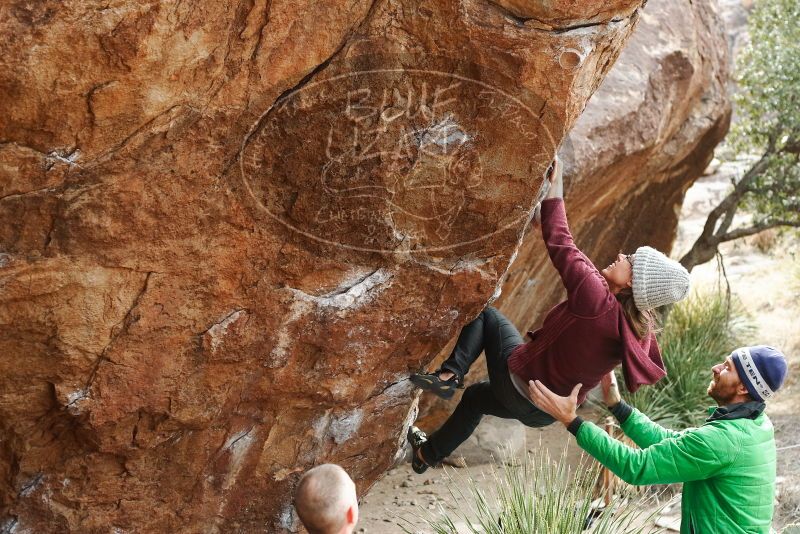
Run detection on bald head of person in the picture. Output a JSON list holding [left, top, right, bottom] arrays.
[[294, 464, 358, 534]]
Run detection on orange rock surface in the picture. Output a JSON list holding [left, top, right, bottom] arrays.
[[0, 0, 669, 531], [419, 0, 730, 431]]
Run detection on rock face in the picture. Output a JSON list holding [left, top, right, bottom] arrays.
[[500, 0, 731, 328], [420, 0, 730, 427], [1, 1, 656, 531]]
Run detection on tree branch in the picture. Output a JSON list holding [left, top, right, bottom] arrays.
[[712, 150, 774, 237], [718, 220, 800, 242], [779, 134, 800, 155], [680, 143, 782, 272]]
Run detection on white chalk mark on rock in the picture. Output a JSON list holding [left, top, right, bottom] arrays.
[[204, 309, 249, 352], [269, 269, 391, 361], [400, 254, 496, 281], [415, 115, 470, 155], [45, 148, 81, 169], [268, 300, 311, 367], [223, 427, 255, 480], [329, 409, 364, 445], [0, 517, 19, 534], [312, 411, 332, 441], [213, 426, 258, 519], [288, 268, 393, 310], [311, 408, 364, 445], [64, 389, 88, 414], [279, 503, 298, 532], [395, 396, 420, 463], [19, 473, 44, 498]]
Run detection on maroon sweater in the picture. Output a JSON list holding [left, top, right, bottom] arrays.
[[507, 199, 666, 404]]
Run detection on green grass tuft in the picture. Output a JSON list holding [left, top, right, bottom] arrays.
[[397, 446, 667, 534]]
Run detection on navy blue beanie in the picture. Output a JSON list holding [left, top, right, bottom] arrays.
[[731, 345, 788, 402]]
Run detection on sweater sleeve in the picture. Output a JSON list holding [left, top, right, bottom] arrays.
[[575, 421, 737, 486], [619, 326, 667, 393], [540, 199, 614, 317], [609, 401, 633, 424]]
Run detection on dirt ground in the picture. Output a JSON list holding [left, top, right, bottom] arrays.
[[358, 168, 800, 533], [357, 417, 601, 534]]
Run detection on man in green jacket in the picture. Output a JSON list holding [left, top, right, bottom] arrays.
[[529, 345, 788, 534]]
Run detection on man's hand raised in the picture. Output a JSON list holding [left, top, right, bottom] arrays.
[[528, 380, 581, 426]]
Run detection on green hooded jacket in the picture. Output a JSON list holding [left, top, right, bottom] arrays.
[[575, 404, 776, 533]]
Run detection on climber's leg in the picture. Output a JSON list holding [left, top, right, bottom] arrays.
[[411, 306, 523, 398], [478, 306, 524, 364], [441, 306, 523, 379], [420, 381, 514, 464], [415, 305, 552, 467], [482, 307, 556, 428]]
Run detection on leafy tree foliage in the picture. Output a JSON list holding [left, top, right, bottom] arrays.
[[681, 0, 799, 270]]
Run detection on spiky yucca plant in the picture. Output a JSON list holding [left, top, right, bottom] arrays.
[[398, 446, 666, 534]]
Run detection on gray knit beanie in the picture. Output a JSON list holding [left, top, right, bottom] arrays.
[[631, 246, 691, 311]]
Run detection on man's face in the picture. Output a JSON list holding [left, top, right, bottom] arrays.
[[707, 355, 745, 404]]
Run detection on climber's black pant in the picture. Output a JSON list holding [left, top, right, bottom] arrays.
[[422, 307, 555, 464]]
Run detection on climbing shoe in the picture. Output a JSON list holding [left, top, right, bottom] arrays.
[[409, 371, 463, 399], [407, 426, 431, 474]]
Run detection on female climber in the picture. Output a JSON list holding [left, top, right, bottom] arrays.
[[407, 156, 691, 473]]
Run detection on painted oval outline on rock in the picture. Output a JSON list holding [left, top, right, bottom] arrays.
[[238, 63, 559, 254]]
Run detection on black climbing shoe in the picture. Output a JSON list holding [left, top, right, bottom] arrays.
[[410, 371, 463, 399], [407, 426, 430, 474], [583, 506, 604, 530]]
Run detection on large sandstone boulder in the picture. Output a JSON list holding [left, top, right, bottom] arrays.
[[2, 0, 653, 531], [500, 0, 730, 328], [420, 0, 730, 428]]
